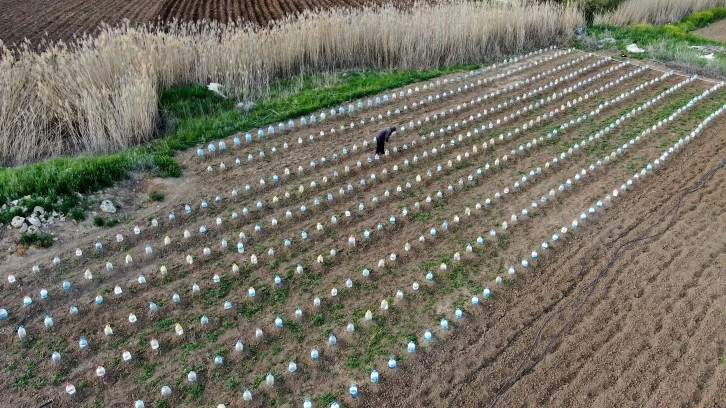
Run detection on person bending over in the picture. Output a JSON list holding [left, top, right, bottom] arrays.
[[375, 126, 397, 156]]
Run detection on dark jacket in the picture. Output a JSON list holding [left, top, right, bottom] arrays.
[[375, 126, 397, 142]]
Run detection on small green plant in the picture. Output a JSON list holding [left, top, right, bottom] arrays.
[[149, 190, 165, 202], [346, 352, 361, 369], [13, 363, 36, 387], [70, 208, 86, 222], [312, 312, 325, 326], [183, 383, 205, 400], [32, 377, 47, 390], [19, 232, 53, 248], [314, 392, 341, 406], [51, 371, 68, 386], [93, 215, 105, 227], [413, 211, 432, 223]]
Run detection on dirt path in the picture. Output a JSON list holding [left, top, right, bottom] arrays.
[[694, 18, 726, 42]]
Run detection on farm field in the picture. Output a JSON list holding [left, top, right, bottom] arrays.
[[0, 0, 392, 48], [1, 47, 725, 407], [694, 18, 726, 42]]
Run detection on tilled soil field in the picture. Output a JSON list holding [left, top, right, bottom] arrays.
[[0, 0, 400, 48], [694, 18, 726, 42], [0, 0, 165, 48], [1, 48, 725, 408]]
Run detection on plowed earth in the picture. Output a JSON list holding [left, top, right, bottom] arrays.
[[0, 0, 403, 48], [1, 49, 725, 407]]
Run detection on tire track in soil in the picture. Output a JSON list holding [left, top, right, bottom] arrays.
[[364, 112, 726, 407], [541, 221, 722, 406], [478, 90, 725, 407], [562, 188, 725, 407], [601, 232, 725, 406]]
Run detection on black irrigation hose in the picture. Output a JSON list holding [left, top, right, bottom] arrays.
[[486, 157, 726, 408]]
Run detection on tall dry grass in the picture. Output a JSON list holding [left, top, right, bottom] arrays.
[[595, 0, 726, 26], [0, 0, 582, 166]]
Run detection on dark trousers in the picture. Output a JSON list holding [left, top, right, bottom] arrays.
[[376, 138, 385, 155]]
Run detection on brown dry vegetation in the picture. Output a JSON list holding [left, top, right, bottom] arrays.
[[1, 48, 725, 407]]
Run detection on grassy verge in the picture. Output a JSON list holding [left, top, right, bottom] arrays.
[[0, 64, 475, 223], [579, 7, 726, 77]]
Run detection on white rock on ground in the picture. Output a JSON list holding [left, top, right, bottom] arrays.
[[20, 224, 28, 233], [33, 206, 45, 215], [626, 44, 644, 53], [100, 200, 116, 213], [11, 216, 25, 228], [27, 216, 41, 227]]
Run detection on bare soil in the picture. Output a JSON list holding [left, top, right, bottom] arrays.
[[367, 118, 726, 408], [0, 0, 407, 48], [1, 49, 725, 407], [694, 18, 726, 43]]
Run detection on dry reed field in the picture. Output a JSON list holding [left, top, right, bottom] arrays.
[[2, 46, 725, 407], [596, 0, 726, 26], [0, 0, 582, 166]]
